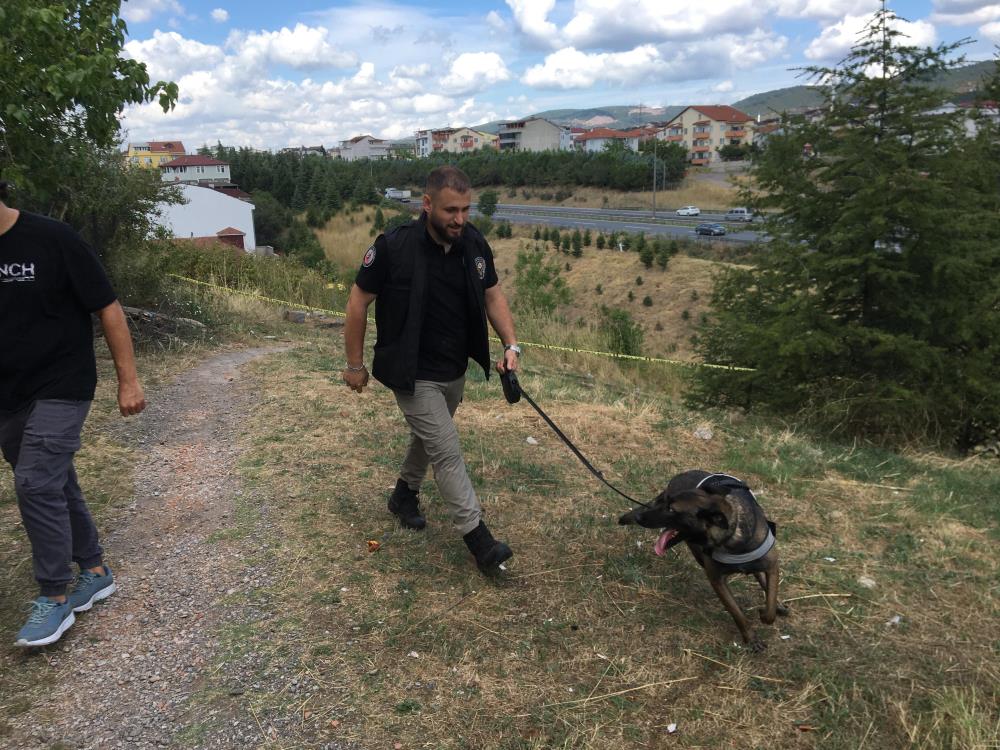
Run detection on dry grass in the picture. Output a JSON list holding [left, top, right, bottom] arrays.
[[509, 180, 740, 212], [315, 205, 387, 270], [490, 237, 727, 363], [208, 340, 1000, 750]]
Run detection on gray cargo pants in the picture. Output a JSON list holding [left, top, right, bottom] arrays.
[[0, 399, 102, 597], [393, 377, 482, 535]]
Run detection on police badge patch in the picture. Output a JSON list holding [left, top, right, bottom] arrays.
[[362, 244, 376, 267], [474, 256, 486, 280]]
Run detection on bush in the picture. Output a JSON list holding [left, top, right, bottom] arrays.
[[643, 295, 653, 307], [599, 306, 644, 356]]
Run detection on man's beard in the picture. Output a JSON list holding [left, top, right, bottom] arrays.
[[429, 213, 462, 241]]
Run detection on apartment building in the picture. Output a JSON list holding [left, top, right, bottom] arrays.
[[574, 128, 649, 153], [662, 106, 753, 165], [339, 135, 392, 161], [159, 155, 232, 185], [126, 140, 186, 168], [414, 127, 498, 157], [497, 117, 573, 152]]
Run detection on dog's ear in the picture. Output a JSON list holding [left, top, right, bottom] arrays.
[[696, 495, 737, 531]]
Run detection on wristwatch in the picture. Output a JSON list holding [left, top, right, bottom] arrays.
[[504, 344, 522, 356]]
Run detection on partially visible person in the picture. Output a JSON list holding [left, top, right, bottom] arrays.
[[0, 180, 146, 647], [342, 166, 520, 574]]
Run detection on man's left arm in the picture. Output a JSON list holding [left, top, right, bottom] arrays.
[[484, 284, 519, 374], [96, 301, 146, 416]]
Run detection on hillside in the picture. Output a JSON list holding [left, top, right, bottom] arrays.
[[473, 105, 686, 133], [468, 60, 997, 133], [733, 59, 997, 117]]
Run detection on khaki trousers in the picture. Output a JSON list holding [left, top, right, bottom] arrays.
[[393, 377, 482, 535]]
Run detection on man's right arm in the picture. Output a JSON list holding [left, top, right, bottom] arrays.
[[343, 284, 377, 393]]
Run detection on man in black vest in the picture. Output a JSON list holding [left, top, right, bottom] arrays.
[[342, 166, 519, 573]]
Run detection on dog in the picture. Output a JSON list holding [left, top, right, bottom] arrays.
[[619, 470, 787, 651]]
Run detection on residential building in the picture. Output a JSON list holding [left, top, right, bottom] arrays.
[[414, 127, 498, 157], [154, 184, 256, 252], [159, 155, 232, 185], [662, 106, 754, 165], [497, 117, 573, 152], [339, 135, 392, 161], [575, 127, 646, 153], [126, 140, 186, 168], [281, 145, 327, 157]]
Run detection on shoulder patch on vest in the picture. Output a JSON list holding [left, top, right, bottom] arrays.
[[362, 244, 376, 267], [474, 256, 486, 280]]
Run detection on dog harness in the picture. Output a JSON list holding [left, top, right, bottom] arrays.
[[695, 474, 777, 565]]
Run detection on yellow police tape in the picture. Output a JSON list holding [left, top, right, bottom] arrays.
[[167, 273, 754, 372]]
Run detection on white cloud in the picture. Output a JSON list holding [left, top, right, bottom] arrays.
[[932, 0, 1000, 21], [226, 23, 357, 70], [505, 0, 561, 48], [805, 15, 937, 60], [772, 0, 880, 20], [439, 52, 511, 94], [713, 80, 735, 93], [982, 19, 1000, 38], [121, 0, 185, 24], [522, 45, 668, 89], [392, 63, 430, 78], [124, 30, 225, 81], [486, 10, 508, 33], [211, 8, 229, 23]]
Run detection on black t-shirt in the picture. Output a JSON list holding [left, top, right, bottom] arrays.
[[355, 221, 498, 382], [0, 211, 117, 410]]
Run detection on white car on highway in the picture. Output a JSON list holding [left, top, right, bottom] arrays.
[[676, 206, 701, 216]]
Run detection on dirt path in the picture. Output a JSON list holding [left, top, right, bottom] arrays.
[[8, 347, 294, 749]]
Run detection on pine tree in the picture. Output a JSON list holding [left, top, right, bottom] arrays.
[[596, 233, 606, 250], [690, 7, 1000, 448], [583, 228, 592, 246]]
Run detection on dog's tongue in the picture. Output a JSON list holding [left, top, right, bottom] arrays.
[[654, 529, 678, 556]]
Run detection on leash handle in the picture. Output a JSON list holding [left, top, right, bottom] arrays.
[[503, 372, 649, 509]]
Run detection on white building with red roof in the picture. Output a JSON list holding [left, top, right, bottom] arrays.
[[575, 127, 648, 153], [662, 106, 754, 165], [159, 155, 232, 185], [154, 185, 256, 252]]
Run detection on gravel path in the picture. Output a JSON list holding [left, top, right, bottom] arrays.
[[7, 346, 301, 749]]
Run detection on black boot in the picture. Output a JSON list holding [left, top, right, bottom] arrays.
[[387, 479, 426, 530], [463, 521, 512, 573]]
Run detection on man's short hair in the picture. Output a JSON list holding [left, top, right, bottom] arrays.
[[426, 166, 471, 196]]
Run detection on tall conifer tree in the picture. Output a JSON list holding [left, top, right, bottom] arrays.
[[690, 6, 1000, 447]]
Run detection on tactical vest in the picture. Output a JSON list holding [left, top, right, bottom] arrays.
[[370, 214, 492, 394]]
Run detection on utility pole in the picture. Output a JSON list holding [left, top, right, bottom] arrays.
[[652, 135, 657, 219]]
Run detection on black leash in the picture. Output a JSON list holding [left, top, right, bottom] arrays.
[[501, 370, 651, 509]]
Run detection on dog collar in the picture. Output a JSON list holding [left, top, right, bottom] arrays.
[[711, 528, 775, 565]]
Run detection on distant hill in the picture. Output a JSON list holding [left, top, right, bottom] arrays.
[[732, 86, 826, 119], [733, 60, 997, 118], [472, 105, 686, 133], [448, 60, 997, 138]]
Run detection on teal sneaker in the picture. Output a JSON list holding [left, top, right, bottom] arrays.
[[15, 597, 76, 647], [68, 566, 116, 613]]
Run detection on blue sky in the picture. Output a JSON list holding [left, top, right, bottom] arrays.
[[119, 0, 999, 150]]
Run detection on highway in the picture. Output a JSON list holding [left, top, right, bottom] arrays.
[[478, 203, 764, 243]]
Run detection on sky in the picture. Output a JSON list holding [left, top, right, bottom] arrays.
[[118, 0, 1000, 150]]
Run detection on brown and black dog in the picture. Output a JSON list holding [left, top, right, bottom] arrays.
[[619, 470, 787, 651]]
